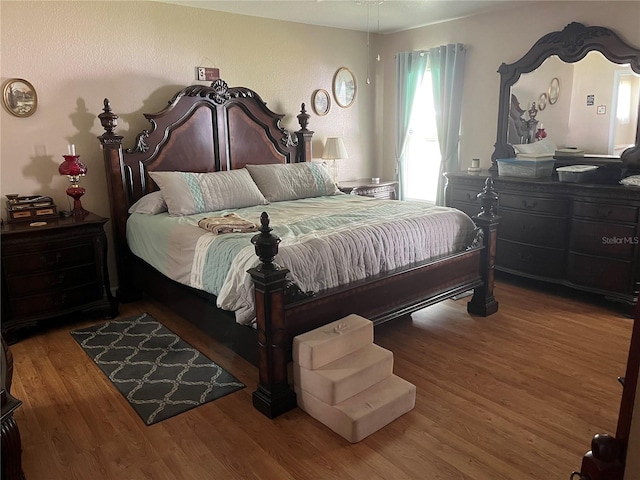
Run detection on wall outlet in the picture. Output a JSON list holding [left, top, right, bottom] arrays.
[[196, 67, 220, 81]]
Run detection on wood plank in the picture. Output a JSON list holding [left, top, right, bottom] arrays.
[[7, 279, 632, 479]]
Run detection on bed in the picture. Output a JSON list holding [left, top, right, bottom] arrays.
[[98, 79, 499, 418]]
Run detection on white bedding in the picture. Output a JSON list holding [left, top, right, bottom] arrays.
[[127, 195, 477, 325]]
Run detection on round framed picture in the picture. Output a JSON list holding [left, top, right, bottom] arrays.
[[548, 77, 560, 105], [332, 67, 357, 108], [2, 78, 37, 117], [312, 89, 330, 116], [538, 92, 548, 111]]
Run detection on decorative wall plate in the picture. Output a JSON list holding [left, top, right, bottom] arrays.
[[538, 92, 548, 110], [2, 78, 37, 117], [332, 67, 357, 108], [548, 77, 560, 105], [312, 89, 330, 116]]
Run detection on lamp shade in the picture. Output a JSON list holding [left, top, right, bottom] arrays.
[[321, 137, 349, 160]]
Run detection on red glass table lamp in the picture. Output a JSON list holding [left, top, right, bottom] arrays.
[[59, 147, 88, 217]]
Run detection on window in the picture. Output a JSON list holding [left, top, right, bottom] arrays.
[[404, 72, 441, 203]]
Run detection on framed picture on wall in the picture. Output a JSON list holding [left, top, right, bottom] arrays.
[[312, 89, 331, 116], [332, 67, 357, 108], [2, 78, 37, 117]]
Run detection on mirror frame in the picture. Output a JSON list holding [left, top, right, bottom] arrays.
[[491, 22, 640, 172]]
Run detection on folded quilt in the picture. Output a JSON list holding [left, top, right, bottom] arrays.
[[198, 213, 258, 235]]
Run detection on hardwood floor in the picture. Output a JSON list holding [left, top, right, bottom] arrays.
[[7, 279, 632, 479]]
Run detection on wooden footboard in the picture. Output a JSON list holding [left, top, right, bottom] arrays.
[[248, 179, 500, 418]]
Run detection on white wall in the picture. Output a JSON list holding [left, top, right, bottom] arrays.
[[378, 1, 640, 178], [1, 0, 378, 282], [0, 1, 378, 215]]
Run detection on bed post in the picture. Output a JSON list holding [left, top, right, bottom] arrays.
[[247, 213, 297, 418], [97, 99, 138, 302], [296, 104, 313, 163], [467, 177, 500, 316]]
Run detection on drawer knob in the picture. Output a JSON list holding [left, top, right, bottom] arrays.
[[595, 208, 614, 218], [517, 251, 534, 262], [48, 273, 66, 287], [522, 200, 538, 210], [40, 252, 62, 266]]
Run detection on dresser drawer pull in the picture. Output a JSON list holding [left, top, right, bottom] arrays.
[[595, 208, 614, 218], [40, 252, 62, 266], [48, 273, 66, 287], [517, 251, 534, 262], [522, 200, 538, 210]]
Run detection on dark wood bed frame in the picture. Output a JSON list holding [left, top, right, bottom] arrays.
[[98, 79, 499, 418]]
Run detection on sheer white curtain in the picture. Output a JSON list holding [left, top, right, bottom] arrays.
[[430, 43, 466, 205], [395, 50, 429, 200]]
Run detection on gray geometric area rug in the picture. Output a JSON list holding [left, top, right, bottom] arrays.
[[71, 313, 245, 425]]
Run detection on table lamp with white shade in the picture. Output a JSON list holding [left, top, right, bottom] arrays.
[[321, 137, 349, 183]]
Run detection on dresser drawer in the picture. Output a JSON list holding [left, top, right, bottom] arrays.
[[5, 264, 98, 296], [496, 239, 565, 278], [569, 219, 637, 260], [450, 188, 481, 205], [567, 252, 635, 294], [573, 201, 639, 223], [6, 283, 103, 319], [499, 193, 569, 215], [2, 243, 95, 276], [498, 210, 568, 248]]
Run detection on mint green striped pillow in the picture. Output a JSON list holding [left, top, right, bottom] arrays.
[[246, 163, 339, 202], [149, 169, 268, 216]]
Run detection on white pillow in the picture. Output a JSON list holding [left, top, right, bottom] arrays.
[[128, 191, 168, 215], [246, 162, 339, 202], [149, 169, 268, 216]]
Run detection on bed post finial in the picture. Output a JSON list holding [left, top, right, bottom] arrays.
[[477, 177, 499, 219], [297, 103, 310, 132], [251, 212, 282, 271], [296, 104, 314, 163], [467, 176, 500, 316], [98, 98, 118, 135], [247, 212, 297, 418]]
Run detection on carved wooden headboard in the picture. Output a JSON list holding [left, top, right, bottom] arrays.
[[97, 79, 314, 290]]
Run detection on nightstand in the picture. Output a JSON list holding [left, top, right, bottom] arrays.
[[338, 179, 398, 200], [1, 212, 119, 340]]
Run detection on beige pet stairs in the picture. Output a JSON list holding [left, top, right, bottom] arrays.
[[293, 314, 416, 443]]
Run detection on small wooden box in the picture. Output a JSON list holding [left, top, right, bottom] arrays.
[[6, 196, 58, 223]]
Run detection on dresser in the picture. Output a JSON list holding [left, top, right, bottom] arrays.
[[338, 179, 398, 200], [444, 171, 640, 306], [1, 212, 119, 339]]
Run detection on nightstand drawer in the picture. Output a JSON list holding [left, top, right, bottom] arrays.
[[7, 283, 103, 319], [1, 212, 118, 339], [5, 264, 98, 296], [339, 179, 398, 200], [2, 243, 95, 276]]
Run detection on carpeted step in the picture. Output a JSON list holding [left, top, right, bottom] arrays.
[[293, 314, 373, 370], [295, 374, 416, 443], [293, 343, 394, 405]]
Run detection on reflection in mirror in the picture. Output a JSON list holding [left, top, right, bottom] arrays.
[[491, 23, 640, 173], [509, 52, 640, 156]]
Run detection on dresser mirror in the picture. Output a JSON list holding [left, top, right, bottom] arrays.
[[491, 22, 640, 173]]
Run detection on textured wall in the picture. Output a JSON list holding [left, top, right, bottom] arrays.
[[379, 1, 640, 178], [0, 0, 377, 217]]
